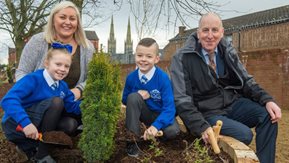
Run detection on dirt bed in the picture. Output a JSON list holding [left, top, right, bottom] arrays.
[[0, 115, 232, 162]]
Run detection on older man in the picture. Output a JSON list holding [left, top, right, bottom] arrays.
[[170, 12, 281, 163]]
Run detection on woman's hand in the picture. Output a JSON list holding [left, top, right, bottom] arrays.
[[23, 123, 39, 140], [71, 88, 81, 100]]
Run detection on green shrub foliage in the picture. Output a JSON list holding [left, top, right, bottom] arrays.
[[78, 52, 121, 162]]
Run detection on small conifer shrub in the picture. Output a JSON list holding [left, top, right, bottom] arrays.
[[78, 52, 121, 162]]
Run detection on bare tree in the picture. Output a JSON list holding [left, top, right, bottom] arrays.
[[0, 0, 121, 64], [0, 0, 57, 64], [71, 0, 123, 28], [128, 0, 223, 40]]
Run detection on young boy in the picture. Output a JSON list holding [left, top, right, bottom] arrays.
[[122, 38, 180, 157], [1, 43, 79, 162]]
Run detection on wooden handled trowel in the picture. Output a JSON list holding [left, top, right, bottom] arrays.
[[208, 120, 223, 154]]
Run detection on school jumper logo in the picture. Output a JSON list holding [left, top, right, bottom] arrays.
[[60, 91, 66, 99], [150, 89, 161, 101]]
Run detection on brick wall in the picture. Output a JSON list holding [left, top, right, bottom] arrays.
[[241, 48, 289, 109], [162, 39, 186, 61], [235, 22, 289, 52]]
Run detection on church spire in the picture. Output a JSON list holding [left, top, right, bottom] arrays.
[[126, 17, 132, 43], [125, 17, 133, 56], [109, 16, 115, 40], [108, 16, 116, 55]]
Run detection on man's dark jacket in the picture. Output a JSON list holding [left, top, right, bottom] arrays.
[[169, 32, 273, 136]]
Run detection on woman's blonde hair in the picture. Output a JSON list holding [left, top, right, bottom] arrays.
[[44, 1, 89, 48]]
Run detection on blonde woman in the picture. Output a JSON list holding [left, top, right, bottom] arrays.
[[16, 1, 94, 100]]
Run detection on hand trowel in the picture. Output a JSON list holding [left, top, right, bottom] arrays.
[[16, 125, 73, 147]]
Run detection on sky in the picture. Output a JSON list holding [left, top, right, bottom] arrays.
[[0, 0, 288, 64]]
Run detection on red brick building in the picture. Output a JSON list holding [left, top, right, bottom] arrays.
[[85, 30, 99, 52], [8, 47, 16, 66]]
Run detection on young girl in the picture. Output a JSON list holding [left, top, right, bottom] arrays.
[[1, 42, 80, 162]]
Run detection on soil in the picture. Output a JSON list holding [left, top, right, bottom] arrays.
[[0, 83, 288, 162], [0, 111, 232, 163]]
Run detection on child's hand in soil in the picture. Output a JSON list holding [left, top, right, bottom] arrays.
[[143, 126, 158, 140], [23, 123, 39, 140]]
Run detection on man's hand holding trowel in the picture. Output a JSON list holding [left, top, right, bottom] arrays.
[[202, 120, 223, 154]]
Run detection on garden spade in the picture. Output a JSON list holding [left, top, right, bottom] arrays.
[[16, 125, 73, 147]]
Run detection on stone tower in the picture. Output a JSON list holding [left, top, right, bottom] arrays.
[[107, 16, 116, 55]]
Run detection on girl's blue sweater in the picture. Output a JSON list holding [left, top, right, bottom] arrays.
[[1, 69, 80, 128]]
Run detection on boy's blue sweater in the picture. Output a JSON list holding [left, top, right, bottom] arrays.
[[1, 69, 81, 128], [122, 67, 176, 130]]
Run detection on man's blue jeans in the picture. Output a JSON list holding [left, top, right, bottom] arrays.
[[206, 97, 278, 163]]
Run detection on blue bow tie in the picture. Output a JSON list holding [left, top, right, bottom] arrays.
[[51, 42, 73, 53]]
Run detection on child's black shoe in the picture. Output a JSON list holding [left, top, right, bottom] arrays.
[[126, 141, 140, 157], [35, 155, 56, 163]]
